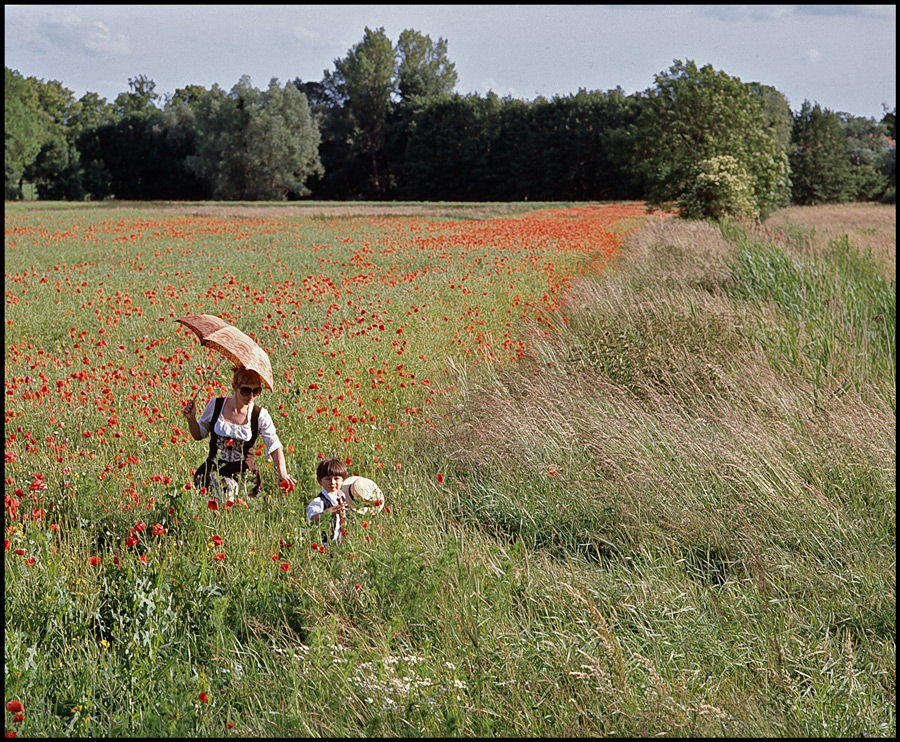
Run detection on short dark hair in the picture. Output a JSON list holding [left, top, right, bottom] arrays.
[[316, 457, 348, 480]]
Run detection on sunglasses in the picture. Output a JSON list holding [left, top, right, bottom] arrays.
[[239, 385, 262, 396]]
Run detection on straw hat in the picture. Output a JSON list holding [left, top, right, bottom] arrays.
[[341, 476, 385, 513]]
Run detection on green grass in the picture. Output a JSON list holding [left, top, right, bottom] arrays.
[[4, 202, 895, 736]]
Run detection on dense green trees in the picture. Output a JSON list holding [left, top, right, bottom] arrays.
[[71, 76, 322, 201], [790, 101, 895, 205], [186, 77, 322, 200], [400, 88, 641, 201], [5, 68, 61, 198], [5, 40, 895, 211]]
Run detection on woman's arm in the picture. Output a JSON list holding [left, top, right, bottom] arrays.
[[269, 446, 297, 487], [182, 399, 206, 441], [258, 408, 297, 487]]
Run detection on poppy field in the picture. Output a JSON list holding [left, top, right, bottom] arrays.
[[5, 200, 664, 736], [4, 201, 650, 490]]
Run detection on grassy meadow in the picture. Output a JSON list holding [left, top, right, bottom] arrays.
[[4, 200, 895, 737]]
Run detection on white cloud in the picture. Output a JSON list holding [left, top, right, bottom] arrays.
[[292, 26, 319, 44], [702, 5, 797, 22], [475, 77, 522, 98], [43, 12, 131, 56]]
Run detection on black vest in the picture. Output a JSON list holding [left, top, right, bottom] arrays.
[[205, 396, 262, 469]]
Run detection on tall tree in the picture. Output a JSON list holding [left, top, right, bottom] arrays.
[[841, 112, 893, 201], [633, 60, 791, 218], [396, 30, 457, 101], [323, 27, 396, 196], [789, 101, 855, 205], [27, 85, 116, 200], [5, 68, 45, 198], [112, 74, 160, 120]]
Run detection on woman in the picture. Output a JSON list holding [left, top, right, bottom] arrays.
[[182, 366, 297, 499]]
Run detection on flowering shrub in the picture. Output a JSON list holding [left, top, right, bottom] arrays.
[[676, 155, 759, 220]]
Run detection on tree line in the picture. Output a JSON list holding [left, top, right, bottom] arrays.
[[5, 27, 896, 218]]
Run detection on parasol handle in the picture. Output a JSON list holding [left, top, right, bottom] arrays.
[[190, 355, 225, 404]]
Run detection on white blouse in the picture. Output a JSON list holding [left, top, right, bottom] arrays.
[[308, 489, 344, 543], [196, 398, 283, 459]]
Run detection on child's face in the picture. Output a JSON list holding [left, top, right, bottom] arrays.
[[319, 474, 344, 494]]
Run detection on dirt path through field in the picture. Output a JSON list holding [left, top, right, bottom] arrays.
[[132, 202, 563, 220]]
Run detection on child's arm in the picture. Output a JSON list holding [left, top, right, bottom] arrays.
[[308, 497, 347, 523]]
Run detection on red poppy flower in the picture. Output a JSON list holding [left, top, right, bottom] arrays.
[[354, 583, 362, 591], [214, 552, 226, 561], [207, 500, 218, 511], [88, 556, 101, 566], [198, 691, 209, 704], [5, 701, 23, 714], [12, 713, 24, 723], [279, 479, 295, 493], [436, 472, 444, 484], [280, 562, 290, 572], [211, 535, 223, 546], [152, 524, 167, 535], [310, 542, 319, 551]]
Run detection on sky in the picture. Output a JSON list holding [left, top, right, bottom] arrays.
[[4, 4, 896, 120]]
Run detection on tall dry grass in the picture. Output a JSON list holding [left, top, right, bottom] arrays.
[[763, 202, 896, 279], [422, 208, 895, 736]]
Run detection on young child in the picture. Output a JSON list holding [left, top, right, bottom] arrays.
[[307, 457, 349, 545]]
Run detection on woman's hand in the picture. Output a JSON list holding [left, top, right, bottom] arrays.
[[278, 474, 297, 492], [182, 399, 205, 441], [182, 399, 196, 420]]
